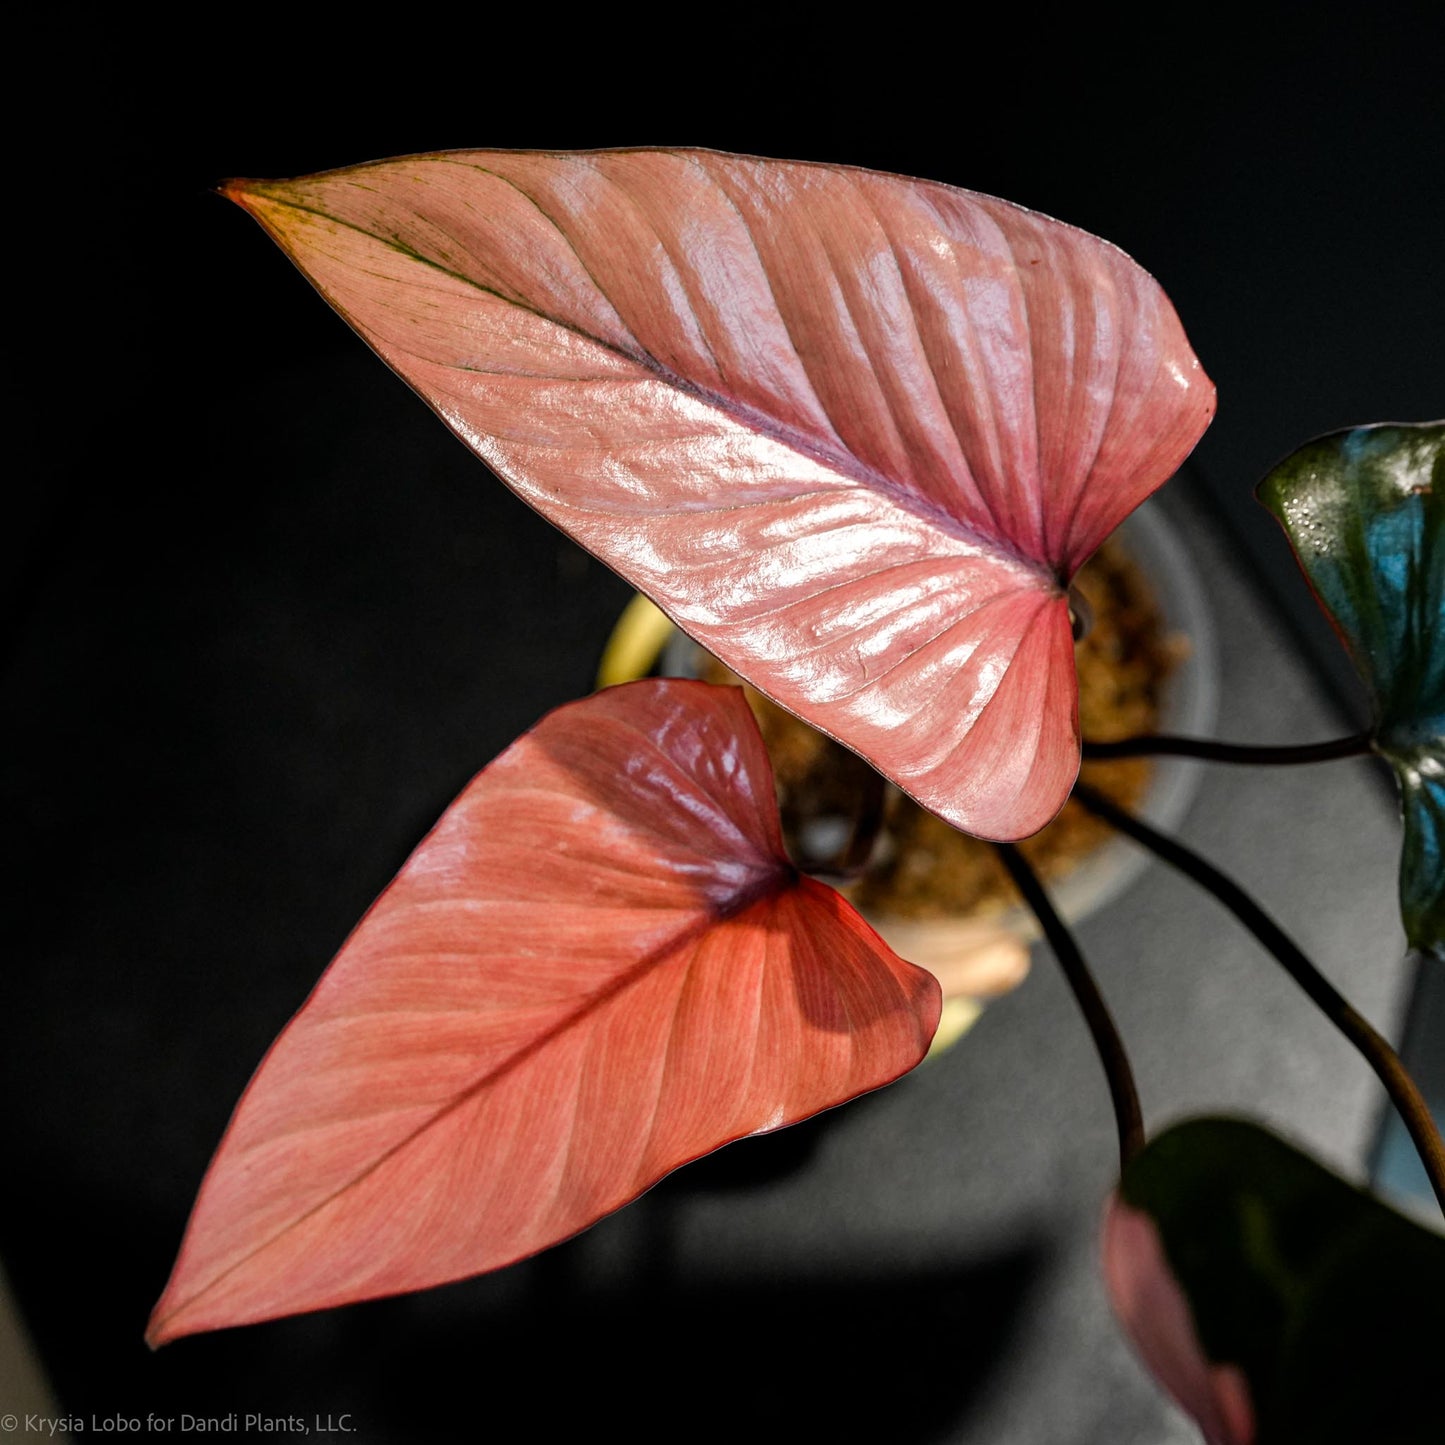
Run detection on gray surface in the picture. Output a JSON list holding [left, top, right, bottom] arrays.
[[560, 477, 1412, 1444]]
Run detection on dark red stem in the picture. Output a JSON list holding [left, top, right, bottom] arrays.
[[995, 843, 1145, 1170], [1073, 782, 1445, 1217], [1081, 731, 1373, 765]]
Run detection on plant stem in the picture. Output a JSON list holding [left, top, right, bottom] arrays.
[[836, 766, 888, 877], [1073, 782, 1445, 1216], [995, 843, 1145, 1170], [1081, 731, 1373, 764]]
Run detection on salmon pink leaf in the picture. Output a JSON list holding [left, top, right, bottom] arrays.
[[1257, 422, 1444, 954], [222, 150, 1214, 839], [147, 680, 940, 1345], [1104, 1118, 1445, 1445]]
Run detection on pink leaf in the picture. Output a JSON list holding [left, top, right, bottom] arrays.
[[223, 150, 1214, 839], [147, 681, 940, 1344], [1102, 1196, 1257, 1445]]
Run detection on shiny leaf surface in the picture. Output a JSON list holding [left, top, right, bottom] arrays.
[[148, 681, 940, 1343], [1258, 422, 1444, 953], [224, 150, 1214, 839], [1104, 1118, 1445, 1444]]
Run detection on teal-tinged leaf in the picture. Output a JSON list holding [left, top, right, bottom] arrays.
[[1104, 1118, 1445, 1445], [1257, 423, 1445, 954], [1398, 762, 1444, 952]]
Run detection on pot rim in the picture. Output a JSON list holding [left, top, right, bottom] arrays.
[[596, 492, 1220, 939]]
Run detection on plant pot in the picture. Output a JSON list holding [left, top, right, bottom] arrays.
[[597, 496, 1217, 1048]]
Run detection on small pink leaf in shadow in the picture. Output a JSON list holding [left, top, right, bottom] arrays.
[[147, 680, 940, 1344], [1103, 1116, 1445, 1441], [1102, 1195, 1257, 1445], [223, 150, 1214, 839]]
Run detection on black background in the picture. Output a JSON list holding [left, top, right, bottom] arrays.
[[7, 6, 1443, 1441]]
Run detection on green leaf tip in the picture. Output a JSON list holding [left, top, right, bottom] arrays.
[[1258, 422, 1444, 955]]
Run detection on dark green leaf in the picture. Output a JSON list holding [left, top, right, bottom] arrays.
[[1112, 1117, 1445, 1444], [1257, 423, 1444, 953]]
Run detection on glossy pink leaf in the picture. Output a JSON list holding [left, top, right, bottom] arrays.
[[224, 150, 1214, 838], [148, 680, 940, 1344]]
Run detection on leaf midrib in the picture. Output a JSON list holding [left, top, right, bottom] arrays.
[[152, 867, 788, 1338], [237, 178, 1057, 589]]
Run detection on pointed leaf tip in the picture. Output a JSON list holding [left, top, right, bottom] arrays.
[[218, 177, 263, 207], [1257, 422, 1445, 952], [148, 680, 939, 1344], [225, 148, 1213, 840]]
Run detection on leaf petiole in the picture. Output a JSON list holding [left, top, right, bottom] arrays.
[[995, 843, 1145, 1169], [1073, 782, 1445, 1216], [1081, 731, 1374, 764]]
